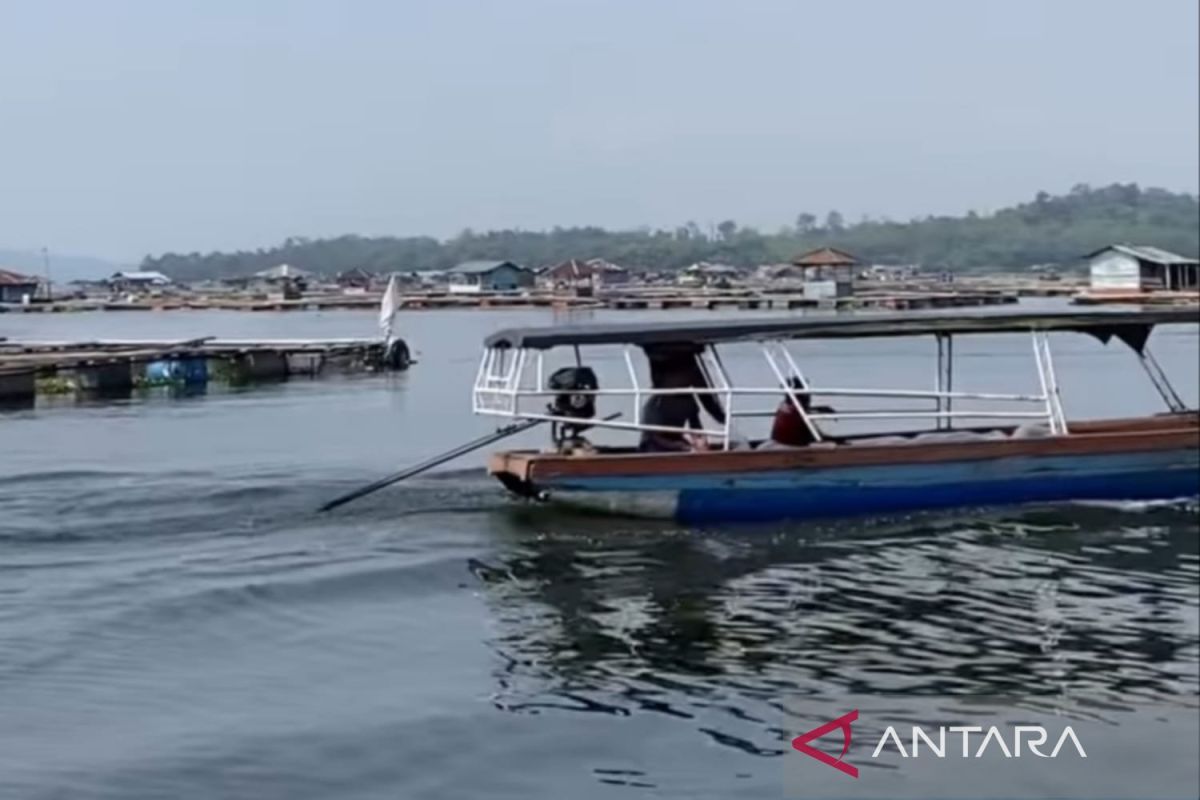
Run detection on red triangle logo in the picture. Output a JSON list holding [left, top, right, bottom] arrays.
[[791, 709, 859, 778]]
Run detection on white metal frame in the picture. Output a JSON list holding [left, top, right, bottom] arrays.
[[1137, 347, 1187, 413], [1031, 332, 1068, 435], [472, 331, 1078, 449], [934, 333, 954, 430]]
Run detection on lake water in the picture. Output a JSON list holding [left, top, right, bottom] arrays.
[[1, 303, 1197, 799]]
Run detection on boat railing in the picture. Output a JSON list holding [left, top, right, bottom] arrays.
[[472, 316, 1200, 449], [472, 376, 1056, 443], [472, 340, 1060, 448]]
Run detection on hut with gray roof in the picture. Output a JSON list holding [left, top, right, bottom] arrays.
[[447, 260, 533, 294], [1085, 244, 1199, 293]]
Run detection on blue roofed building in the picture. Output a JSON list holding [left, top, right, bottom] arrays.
[[447, 260, 533, 294]]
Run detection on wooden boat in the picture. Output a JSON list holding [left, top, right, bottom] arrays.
[[474, 310, 1199, 523]]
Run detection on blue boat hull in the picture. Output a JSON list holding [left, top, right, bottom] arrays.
[[531, 450, 1200, 524]]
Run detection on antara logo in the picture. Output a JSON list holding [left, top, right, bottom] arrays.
[[792, 711, 1088, 778], [792, 710, 860, 778]]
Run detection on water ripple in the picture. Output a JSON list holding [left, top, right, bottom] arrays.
[[478, 504, 1200, 760]]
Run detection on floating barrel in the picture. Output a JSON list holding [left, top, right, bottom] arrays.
[[144, 358, 209, 385], [144, 361, 177, 383], [177, 357, 208, 384]]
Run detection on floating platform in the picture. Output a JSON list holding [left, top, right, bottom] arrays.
[[0, 337, 410, 407], [1072, 290, 1200, 307], [1, 288, 1020, 314]]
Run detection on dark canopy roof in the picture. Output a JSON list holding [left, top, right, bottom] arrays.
[[484, 308, 1199, 352]]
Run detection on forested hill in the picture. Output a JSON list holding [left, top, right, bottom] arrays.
[[143, 184, 1200, 281]]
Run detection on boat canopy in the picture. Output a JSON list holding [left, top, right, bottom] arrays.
[[483, 308, 1199, 353], [475, 307, 1194, 447]]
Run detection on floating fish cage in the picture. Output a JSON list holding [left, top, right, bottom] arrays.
[[0, 337, 411, 405]]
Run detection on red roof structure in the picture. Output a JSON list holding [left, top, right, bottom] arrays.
[[791, 247, 860, 267], [0, 268, 41, 286]]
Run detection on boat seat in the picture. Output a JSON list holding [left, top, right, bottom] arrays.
[[843, 430, 1008, 447], [760, 425, 1048, 450], [756, 439, 839, 451], [843, 435, 915, 447], [908, 430, 1009, 444], [1010, 422, 1052, 439]]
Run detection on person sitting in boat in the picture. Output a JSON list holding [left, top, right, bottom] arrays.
[[639, 344, 726, 452], [769, 377, 833, 447]]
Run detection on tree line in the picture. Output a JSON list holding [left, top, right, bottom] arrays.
[[143, 183, 1199, 281]]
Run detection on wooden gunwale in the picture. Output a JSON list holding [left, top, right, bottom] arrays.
[[488, 414, 1200, 483]]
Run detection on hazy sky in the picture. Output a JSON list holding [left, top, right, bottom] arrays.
[[1, 0, 1196, 261]]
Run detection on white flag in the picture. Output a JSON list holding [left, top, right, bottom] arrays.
[[379, 274, 400, 342]]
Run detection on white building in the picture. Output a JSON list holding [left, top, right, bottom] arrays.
[[1086, 244, 1199, 293], [107, 270, 173, 293], [678, 262, 740, 287], [254, 263, 312, 282]]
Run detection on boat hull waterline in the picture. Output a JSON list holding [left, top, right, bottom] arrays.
[[490, 425, 1200, 524]]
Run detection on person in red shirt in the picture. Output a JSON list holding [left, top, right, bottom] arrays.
[[769, 377, 833, 447]]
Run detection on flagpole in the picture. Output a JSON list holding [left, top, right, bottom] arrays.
[[42, 247, 53, 301], [379, 273, 399, 346]]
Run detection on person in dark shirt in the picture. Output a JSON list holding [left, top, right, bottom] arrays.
[[638, 344, 726, 452]]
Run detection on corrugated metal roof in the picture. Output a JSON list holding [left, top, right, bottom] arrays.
[[542, 259, 625, 279], [586, 258, 627, 273], [0, 268, 40, 286], [1089, 244, 1199, 266], [254, 264, 310, 279], [684, 262, 739, 274], [111, 270, 172, 283], [541, 259, 590, 279], [449, 260, 526, 274]]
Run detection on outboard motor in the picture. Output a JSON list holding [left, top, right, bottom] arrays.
[[383, 339, 411, 371], [546, 366, 598, 443]]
